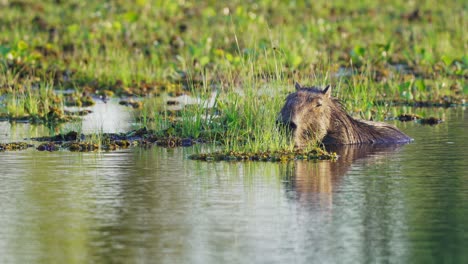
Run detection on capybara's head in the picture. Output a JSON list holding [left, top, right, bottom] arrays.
[[278, 83, 333, 148]]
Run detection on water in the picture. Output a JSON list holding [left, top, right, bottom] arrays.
[[0, 99, 134, 143], [0, 107, 467, 263]]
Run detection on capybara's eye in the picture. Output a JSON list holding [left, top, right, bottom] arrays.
[[289, 122, 297, 130]]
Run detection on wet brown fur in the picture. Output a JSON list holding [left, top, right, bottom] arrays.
[[278, 83, 412, 147]]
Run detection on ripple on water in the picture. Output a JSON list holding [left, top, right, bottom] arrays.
[[0, 108, 467, 263]]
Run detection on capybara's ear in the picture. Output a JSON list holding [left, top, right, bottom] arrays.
[[323, 85, 331, 97], [295, 82, 302, 90]]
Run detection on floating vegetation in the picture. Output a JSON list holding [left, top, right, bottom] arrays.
[[37, 142, 60, 151], [0, 114, 8, 121], [64, 142, 100, 152], [154, 137, 195, 147], [25, 128, 198, 152], [64, 109, 93, 116], [396, 114, 443, 125], [189, 148, 338, 162], [100, 140, 133, 151], [419, 117, 443, 125], [166, 100, 179, 106], [44, 106, 77, 123], [32, 131, 81, 142], [397, 114, 422, 121], [35, 140, 133, 152], [119, 99, 143, 109], [379, 99, 463, 108], [3, 112, 76, 124], [64, 93, 95, 107], [0, 142, 34, 151]]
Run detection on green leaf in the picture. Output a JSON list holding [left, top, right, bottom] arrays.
[[67, 24, 80, 34], [398, 81, 411, 93], [17, 40, 28, 51], [200, 56, 210, 67], [461, 55, 468, 67], [414, 79, 426, 92], [441, 55, 453, 66], [202, 7, 216, 18], [401, 90, 413, 100], [353, 45, 366, 57], [123, 12, 139, 23], [290, 54, 302, 67], [112, 21, 122, 31], [136, 0, 147, 6], [0, 45, 10, 56]]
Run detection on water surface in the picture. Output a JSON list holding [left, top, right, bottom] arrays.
[[0, 107, 466, 263]]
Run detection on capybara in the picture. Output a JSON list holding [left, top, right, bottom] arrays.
[[278, 83, 412, 147]]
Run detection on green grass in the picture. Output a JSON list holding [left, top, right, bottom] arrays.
[[0, 0, 465, 93], [0, 0, 466, 153]]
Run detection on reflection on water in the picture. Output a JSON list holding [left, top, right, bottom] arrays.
[[0, 94, 213, 143], [0, 122, 52, 142], [0, 99, 133, 143], [0, 108, 467, 263], [288, 144, 404, 208], [77, 99, 134, 133]]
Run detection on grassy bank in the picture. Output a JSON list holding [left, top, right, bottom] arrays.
[[0, 0, 466, 155]]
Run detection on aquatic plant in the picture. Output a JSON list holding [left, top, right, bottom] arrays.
[[0, 0, 465, 159], [189, 148, 337, 162], [0, 142, 33, 151]]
